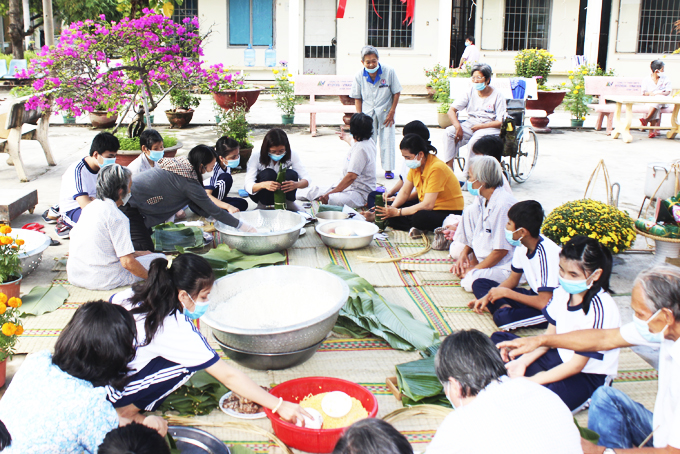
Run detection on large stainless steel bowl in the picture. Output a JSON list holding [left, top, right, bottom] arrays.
[[202, 266, 350, 354], [213, 336, 323, 370], [214, 210, 306, 254], [14, 229, 51, 276], [316, 220, 379, 250]]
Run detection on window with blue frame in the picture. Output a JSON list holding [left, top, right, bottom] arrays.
[[229, 0, 274, 47]]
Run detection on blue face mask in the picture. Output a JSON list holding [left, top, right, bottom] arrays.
[[405, 158, 421, 169], [473, 82, 487, 91], [269, 153, 285, 162], [465, 42, 471, 47], [184, 294, 210, 320], [505, 228, 523, 247], [633, 309, 668, 343], [467, 180, 480, 197], [227, 158, 240, 169], [149, 150, 164, 162], [101, 157, 117, 167], [558, 276, 591, 295], [365, 64, 380, 74]]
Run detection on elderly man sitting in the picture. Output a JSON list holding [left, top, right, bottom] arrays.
[[426, 329, 582, 454], [498, 265, 680, 453], [67, 164, 164, 290]]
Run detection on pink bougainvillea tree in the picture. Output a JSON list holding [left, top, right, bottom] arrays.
[[22, 10, 233, 137]]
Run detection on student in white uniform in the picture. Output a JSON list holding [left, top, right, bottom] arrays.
[[427, 330, 582, 454], [204, 137, 248, 212], [452, 156, 517, 292], [442, 63, 506, 176], [640, 59, 672, 138], [107, 253, 309, 426], [458, 35, 480, 69], [312, 113, 376, 208], [469, 200, 560, 330], [350, 45, 402, 179], [244, 129, 309, 211], [67, 165, 164, 290], [492, 236, 620, 412], [127, 129, 164, 177], [499, 265, 680, 453], [57, 132, 119, 237]]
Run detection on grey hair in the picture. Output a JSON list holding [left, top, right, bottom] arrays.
[[634, 265, 680, 320], [435, 330, 507, 398], [97, 164, 131, 202], [471, 63, 493, 83], [361, 45, 379, 61], [470, 155, 503, 189]]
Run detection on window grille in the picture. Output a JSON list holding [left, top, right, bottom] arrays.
[[637, 0, 680, 54], [503, 0, 551, 51], [171, 0, 198, 26], [367, 0, 413, 48]]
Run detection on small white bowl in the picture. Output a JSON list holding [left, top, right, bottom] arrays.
[[315, 220, 379, 250]]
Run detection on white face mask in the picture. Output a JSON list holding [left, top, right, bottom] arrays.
[[442, 381, 463, 409], [122, 192, 132, 205]]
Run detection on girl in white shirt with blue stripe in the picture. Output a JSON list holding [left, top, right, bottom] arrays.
[[492, 236, 620, 411]]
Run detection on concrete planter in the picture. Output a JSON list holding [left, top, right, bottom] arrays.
[[526, 90, 567, 132], [165, 109, 194, 129], [116, 141, 183, 167], [437, 112, 452, 129], [89, 111, 118, 129]]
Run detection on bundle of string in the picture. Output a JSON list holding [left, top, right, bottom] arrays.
[[300, 392, 368, 429]]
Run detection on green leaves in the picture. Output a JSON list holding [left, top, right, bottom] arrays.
[[325, 264, 439, 351], [396, 356, 451, 408], [19, 284, 69, 316], [185, 244, 285, 278], [153, 222, 205, 252], [158, 370, 228, 416]]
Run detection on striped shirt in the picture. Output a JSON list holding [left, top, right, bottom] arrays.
[[511, 235, 561, 293], [543, 287, 620, 376], [59, 158, 98, 218], [106, 289, 219, 411]]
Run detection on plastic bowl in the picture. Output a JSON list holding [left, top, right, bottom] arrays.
[[264, 377, 378, 453], [315, 220, 379, 250]]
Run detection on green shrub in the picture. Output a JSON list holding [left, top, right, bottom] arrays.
[[117, 134, 178, 151]]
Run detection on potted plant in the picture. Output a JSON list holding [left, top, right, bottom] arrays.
[[271, 66, 301, 124], [115, 134, 182, 167], [165, 89, 200, 129], [89, 102, 119, 129], [215, 102, 254, 169], [424, 64, 448, 100], [437, 99, 452, 128], [0, 290, 24, 387], [208, 65, 261, 113], [562, 73, 589, 128], [515, 49, 564, 131], [0, 224, 24, 299]]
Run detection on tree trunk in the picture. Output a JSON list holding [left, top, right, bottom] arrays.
[[8, 0, 25, 59]]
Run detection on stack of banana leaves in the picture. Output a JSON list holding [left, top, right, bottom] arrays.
[[396, 348, 450, 408], [159, 371, 228, 415], [176, 244, 285, 278], [324, 264, 439, 352]]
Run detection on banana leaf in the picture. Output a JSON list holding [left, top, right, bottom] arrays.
[[574, 418, 600, 444], [396, 356, 450, 408], [176, 244, 286, 278], [158, 370, 228, 416], [19, 284, 69, 316], [229, 446, 256, 454], [153, 222, 205, 252], [325, 264, 439, 351]]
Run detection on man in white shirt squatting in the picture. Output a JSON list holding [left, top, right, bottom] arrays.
[[498, 264, 680, 454], [350, 45, 402, 180], [426, 329, 582, 454]]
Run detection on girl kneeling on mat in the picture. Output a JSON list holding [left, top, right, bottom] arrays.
[[491, 235, 621, 411], [107, 253, 309, 425]]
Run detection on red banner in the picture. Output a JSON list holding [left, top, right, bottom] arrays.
[[401, 0, 415, 25], [336, 0, 346, 18]]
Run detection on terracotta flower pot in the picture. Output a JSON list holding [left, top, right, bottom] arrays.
[[165, 109, 194, 129], [426, 86, 436, 99], [525, 90, 567, 132], [0, 275, 21, 300], [0, 358, 6, 388], [238, 147, 253, 171], [338, 95, 355, 106], [213, 89, 262, 112], [116, 142, 183, 166], [89, 111, 119, 129]]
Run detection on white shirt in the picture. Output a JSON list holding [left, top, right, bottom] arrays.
[[244, 150, 310, 195], [620, 322, 680, 448], [67, 198, 138, 290], [343, 138, 377, 199], [127, 153, 153, 177], [426, 377, 582, 454], [451, 86, 507, 123], [460, 44, 480, 65], [511, 235, 561, 293], [544, 287, 621, 376], [59, 158, 98, 219], [107, 288, 219, 411], [642, 73, 672, 95]]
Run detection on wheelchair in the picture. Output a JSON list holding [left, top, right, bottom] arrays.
[[453, 98, 538, 184]]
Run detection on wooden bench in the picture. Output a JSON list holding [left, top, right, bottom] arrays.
[[294, 75, 357, 136], [0, 96, 55, 182], [584, 76, 675, 134]]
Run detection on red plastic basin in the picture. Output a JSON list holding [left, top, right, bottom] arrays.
[[264, 377, 379, 453]]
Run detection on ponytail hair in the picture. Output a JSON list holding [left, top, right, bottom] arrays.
[[560, 235, 613, 314], [403, 120, 437, 154], [129, 254, 215, 345], [188, 145, 216, 183]]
